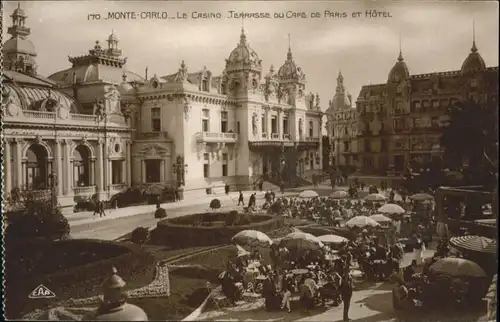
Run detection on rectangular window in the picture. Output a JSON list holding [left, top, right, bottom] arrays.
[[111, 160, 123, 184], [222, 153, 228, 177], [221, 111, 228, 133], [202, 79, 209, 92], [261, 114, 266, 133], [283, 117, 289, 134], [202, 109, 210, 132], [414, 101, 421, 112], [151, 107, 161, 132], [393, 119, 404, 132], [381, 139, 387, 152], [343, 141, 349, 152], [431, 116, 439, 128], [203, 153, 210, 178], [309, 121, 314, 137], [432, 100, 439, 109], [364, 139, 371, 152], [271, 116, 277, 134]]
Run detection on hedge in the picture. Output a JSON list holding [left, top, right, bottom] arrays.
[[5, 239, 155, 319], [150, 212, 284, 247]]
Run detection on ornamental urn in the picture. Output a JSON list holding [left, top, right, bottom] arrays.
[[87, 267, 148, 321]]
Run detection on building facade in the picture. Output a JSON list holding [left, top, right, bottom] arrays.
[[2, 5, 323, 212], [355, 40, 498, 176], [326, 71, 358, 169]]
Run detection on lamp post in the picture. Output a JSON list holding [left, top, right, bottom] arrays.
[[172, 156, 187, 187]]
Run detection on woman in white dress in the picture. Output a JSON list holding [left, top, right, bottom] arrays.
[[414, 234, 425, 266]]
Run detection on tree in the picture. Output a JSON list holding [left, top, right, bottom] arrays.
[[440, 98, 497, 186], [209, 198, 221, 211], [5, 191, 70, 243]]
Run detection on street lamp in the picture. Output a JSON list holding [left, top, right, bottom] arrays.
[[172, 156, 187, 186]]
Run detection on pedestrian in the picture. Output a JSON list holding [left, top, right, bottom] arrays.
[[92, 200, 99, 216], [225, 182, 230, 195], [156, 195, 161, 208], [175, 187, 180, 201], [238, 191, 244, 206], [99, 200, 106, 217], [340, 271, 353, 322], [258, 179, 263, 192], [280, 182, 285, 195]]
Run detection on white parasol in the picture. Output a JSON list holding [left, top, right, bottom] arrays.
[[317, 234, 348, 245], [409, 193, 434, 201], [232, 230, 273, 248], [279, 231, 324, 251], [365, 193, 387, 202], [378, 203, 406, 214], [330, 190, 348, 199], [346, 215, 379, 228], [369, 214, 393, 223], [298, 190, 319, 198]]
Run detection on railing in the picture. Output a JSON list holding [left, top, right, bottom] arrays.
[[196, 132, 238, 143], [283, 133, 291, 140], [110, 183, 128, 191], [306, 137, 319, 142], [23, 110, 56, 120], [73, 186, 97, 195], [71, 114, 98, 122], [271, 133, 279, 139], [262, 133, 268, 139]]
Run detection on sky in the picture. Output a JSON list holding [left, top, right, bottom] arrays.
[[3, 1, 499, 111]]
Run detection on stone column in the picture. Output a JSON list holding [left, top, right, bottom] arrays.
[[55, 139, 63, 196], [89, 158, 95, 186], [121, 159, 127, 184], [141, 160, 146, 183], [64, 140, 73, 195], [108, 160, 113, 187], [4, 139, 12, 195], [126, 140, 132, 185], [15, 138, 24, 189], [160, 160, 165, 182], [96, 141, 105, 193], [267, 109, 272, 138]]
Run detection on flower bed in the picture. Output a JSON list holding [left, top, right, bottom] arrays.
[[5, 239, 155, 319], [150, 212, 284, 247]]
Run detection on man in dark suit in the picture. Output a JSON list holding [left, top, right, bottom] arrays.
[[340, 272, 353, 322]]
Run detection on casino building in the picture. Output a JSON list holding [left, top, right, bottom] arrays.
[[2, 5, 323, 212]]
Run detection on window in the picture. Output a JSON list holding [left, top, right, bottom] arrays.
[[470, 78, 478, 88], [395, 101, 403, 114], [283, 117, 289, 134], [111, 160, 123, 184], [431, 116, 439, 128], [271, 116, 277, 134], [202, 109, 210, 132], [414, 118, 422, 128], [145, 159, 161, 183], [422, 100, 430, 109], [261, 114, 266, 133], [381, 139, 387, 152], [343, 141, 349, 152], [237, 121, 240, 134], [309, 121, 314, 137], [413, 101, 421, 112], [203, 153, 210, 178], [221, 111, 228, 133], [202, 78, 209, 92], [394, 119, 404, 132], [344, 127, 348, 135], [432, 100, 439, 109], [151, 107, 161, 132], [364, 139, 371, 152], [222, 153, 228, 176]]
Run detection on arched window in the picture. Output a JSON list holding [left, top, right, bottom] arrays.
[[73, 145, 90, 187], [26, 144, 49, 190]]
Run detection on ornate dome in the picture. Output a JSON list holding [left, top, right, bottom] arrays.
[[3, 36, 36, 55], [388, 51, 410, 82], [277, 48, 305, 82], [108, 31, 119, 42], [461, 42, 486, 73], [225, 28, 262, 72]]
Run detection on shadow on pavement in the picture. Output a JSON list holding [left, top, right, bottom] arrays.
[[332, 311, 395, 322], [354, 292, 393, 314]]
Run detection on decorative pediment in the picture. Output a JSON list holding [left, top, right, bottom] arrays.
[[140, 144, 171, 158]]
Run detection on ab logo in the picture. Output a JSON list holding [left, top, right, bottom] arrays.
[[29, 284, 56, 299]]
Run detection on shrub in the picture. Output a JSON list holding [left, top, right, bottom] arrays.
[[209, 198, 221, 210], [224, 210, 239, 226], [6, 192, 70, 242], [131, 227, 150, 245], [154, 207, 168, 219], [268, 200, 283, 214]]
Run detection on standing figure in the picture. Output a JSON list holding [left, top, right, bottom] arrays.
[[340, 272, 353, 322], [238, 191, 244, 206]]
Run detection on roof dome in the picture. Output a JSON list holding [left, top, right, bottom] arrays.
[[225, 29, 262, 72], [108, 31, 119, 42], [12, 3, 27, 17], [3, 36, 36, 55], [388, 51, 410, 82], [277, 48, 305, 82], [461, 42, 486, 73]]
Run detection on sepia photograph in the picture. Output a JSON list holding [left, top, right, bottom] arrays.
[[1, 0, 498, 321]]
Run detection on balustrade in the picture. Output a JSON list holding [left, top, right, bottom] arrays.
[[196, 132, 238, 143], [73, 185, 97, 196]]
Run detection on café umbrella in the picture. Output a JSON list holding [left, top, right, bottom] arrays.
[[317, 234, 348, 245], [232, 230, 273, 248], [409, 193, 434, 202], [330, 190, 348, 199], [378, 203, 406, 214], [449, 235, 497, 254], [429, 257, 487, 278], [369, 214, 392, 224], [365, 193, 387, 202], [346, 216, 379, 228], [280, 231, 324, 251], [299, 190, 319, 199]]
